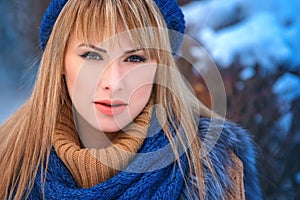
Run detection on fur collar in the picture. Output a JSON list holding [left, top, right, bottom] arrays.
[[180, 118, 262, 200]]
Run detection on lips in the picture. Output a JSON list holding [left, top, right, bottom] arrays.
[[94, 100, 127, 115]]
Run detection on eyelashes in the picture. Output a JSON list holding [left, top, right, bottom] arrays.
[[124, 55, 147, 63], [80, 52, 103, 60], [80, 52, 147, 63]]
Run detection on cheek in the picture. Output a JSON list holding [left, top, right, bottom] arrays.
[[123, 64, 157, 117], [64, 59, 102, 130], [127, 84, 153, 119], [64, 59, 103, 101], [64, 61, 78, 98], [124, 64, 157, 91]]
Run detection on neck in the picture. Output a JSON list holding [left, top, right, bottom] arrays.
[[74, 110, 118, 149]]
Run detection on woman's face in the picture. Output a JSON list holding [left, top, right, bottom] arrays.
[[64, 31, 157, 132]]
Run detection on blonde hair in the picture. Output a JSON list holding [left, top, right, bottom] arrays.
[[0, 0, 219, 199]]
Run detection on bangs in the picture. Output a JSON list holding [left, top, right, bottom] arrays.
[[67, 0, 171, 60]]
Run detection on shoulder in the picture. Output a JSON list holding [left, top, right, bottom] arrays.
[[197, 117, 262, 200], [198, 118, 258, 170], [179, 118, 262, 199]]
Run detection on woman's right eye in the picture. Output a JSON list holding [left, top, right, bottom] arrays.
[[80, 52, 103, 60]]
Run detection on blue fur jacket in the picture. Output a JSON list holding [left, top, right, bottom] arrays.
[[179, 118, 262, 199]]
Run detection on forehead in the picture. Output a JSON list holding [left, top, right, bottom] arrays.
[[70, 28, 145, 50], [72, 25, 166, 52]]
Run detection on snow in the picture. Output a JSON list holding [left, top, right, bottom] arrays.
[[277, 112, 293, 134], [181, 0, 300, 145], [285, 22, 300, 70], [273, 73, 300, 103], [182, 0, 300, 135], [182, 0, 246, 30], [200, 12, 292, 70], [239, 67, 255, 81], [190, 46, 210, 74], [182, 0, 300, 72]]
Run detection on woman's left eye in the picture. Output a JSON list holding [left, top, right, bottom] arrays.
[[80, 52, 103, 60], [124, 55, 147, 63]]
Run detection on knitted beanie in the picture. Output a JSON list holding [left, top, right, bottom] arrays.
[[39, 0, 185, 53]]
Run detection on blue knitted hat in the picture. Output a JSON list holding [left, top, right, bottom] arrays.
[[39, 0, 185, 53]]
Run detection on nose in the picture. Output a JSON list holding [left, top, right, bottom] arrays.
[[99, 60, 125, 92]]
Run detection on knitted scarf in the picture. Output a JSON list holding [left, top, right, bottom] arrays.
[[52, 100, 152, 188], [29, 109, 188, 199], [28, 114, 262, 199]]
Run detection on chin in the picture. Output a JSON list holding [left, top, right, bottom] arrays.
[[95, 116, 133, 133], [99, 126, 122, 133], [95, 121, 126, 133]]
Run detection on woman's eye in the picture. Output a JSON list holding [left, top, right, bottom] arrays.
[[124, 55, 147, 63], [80, 52, 102, 60]]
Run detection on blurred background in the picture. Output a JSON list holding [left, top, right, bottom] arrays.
[[0, 0, 299, 199]]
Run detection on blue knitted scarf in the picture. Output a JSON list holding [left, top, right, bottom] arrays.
[[28, 117, 262, 199], [29, 115, 188, 200]]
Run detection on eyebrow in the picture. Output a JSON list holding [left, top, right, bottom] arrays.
[[78, 44, 107, 53], [78, 44, 144, 54], [124, 48, 145, 54]]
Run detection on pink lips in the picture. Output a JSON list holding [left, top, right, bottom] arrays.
[[94, 100, 127, 115]]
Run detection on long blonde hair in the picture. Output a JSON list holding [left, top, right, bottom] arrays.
[[0, 0, 218, 199]]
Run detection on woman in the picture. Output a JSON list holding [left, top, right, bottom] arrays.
[[0, 0, 261, 199]]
